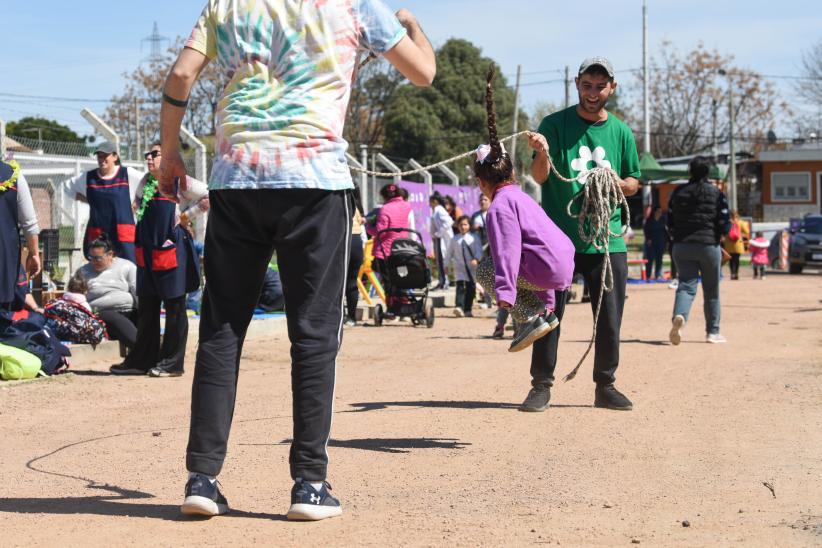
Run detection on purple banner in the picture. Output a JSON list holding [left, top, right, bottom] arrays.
[[398, 181, 482, 257]]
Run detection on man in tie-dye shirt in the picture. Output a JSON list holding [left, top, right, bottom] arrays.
[[159, 0, 435, 521]]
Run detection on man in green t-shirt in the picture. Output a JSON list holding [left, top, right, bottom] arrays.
[[523, 57, 640, 412]]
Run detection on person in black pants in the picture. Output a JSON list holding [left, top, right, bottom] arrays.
[[344, 192, 365, 326], [158, 0, 436, 521]]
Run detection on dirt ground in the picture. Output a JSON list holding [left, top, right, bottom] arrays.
[[1, 268, 821, 546]]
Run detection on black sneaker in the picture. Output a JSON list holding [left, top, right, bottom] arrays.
[[492, 324, 505, 339], [109, 363, 148, 376], [508, 312, 559, 353], [181, 474, 229, 517], [519, 385, 551, 412], [287, 479, 342, 521], [594, 384, 633, 411]]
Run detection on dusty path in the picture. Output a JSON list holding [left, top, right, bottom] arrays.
[[1, 270, 821, 546]]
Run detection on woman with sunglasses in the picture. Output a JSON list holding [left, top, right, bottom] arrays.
[[110, 143, 209, 377], [64, 141, 145, 264]]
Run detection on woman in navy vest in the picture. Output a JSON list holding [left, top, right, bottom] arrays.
[[0, 158, 41, 324], [110, 143, 208, 377], [65, 142, 144, 264]]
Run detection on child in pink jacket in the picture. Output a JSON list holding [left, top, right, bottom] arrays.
[[749, 231, 769, 279]]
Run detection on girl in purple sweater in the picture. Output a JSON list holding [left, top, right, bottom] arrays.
[[475, 69, 575, 353]]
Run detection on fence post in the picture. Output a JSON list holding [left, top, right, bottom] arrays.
[[180, 126, 207, 183], [408, 159, 433, 198], [437, 163, 459, 186], [375, 153, 401, 184], [0, 116, 6, 158]]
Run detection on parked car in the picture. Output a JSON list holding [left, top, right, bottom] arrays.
[[778, 215, 822, 274]]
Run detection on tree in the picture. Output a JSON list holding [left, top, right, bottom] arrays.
[[7, 117, 86, 143], [630, 41, 788, 157], [105, 39, 225, 156], [345, 57, 405, 151], [382, 39, 529, 178], [795, 40, 822, 106]]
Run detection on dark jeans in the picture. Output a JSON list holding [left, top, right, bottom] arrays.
[[530, 252, 628, 388], [122, 295, 188, 372], [455, 280, 476, 314], [186, 189, 350, 481], [669, 242, 678, 279], [99, 309, 137, 348], [345, 236, 364, 321], [645, 242, 665, 279], [728, 253, 741, 279], [433, 238, 448, 288]]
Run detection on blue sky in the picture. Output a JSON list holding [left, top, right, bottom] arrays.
[[2, 0, 820, 138]]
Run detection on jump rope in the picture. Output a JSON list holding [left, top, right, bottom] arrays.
[[347, 132, 629, 382]]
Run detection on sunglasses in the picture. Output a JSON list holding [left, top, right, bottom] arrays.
[[144, 150, 162, 160]]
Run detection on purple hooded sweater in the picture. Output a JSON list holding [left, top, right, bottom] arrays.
[[486, 184, 575, 310]]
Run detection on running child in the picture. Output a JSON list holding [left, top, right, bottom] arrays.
[[749, 231, 769, 279], [474, 67, 576, 352], [446, 215, 483, 317]]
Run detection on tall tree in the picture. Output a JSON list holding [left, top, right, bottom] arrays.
[[7, 117, 86, 143], [106, 39, 225, 154], [345, 57, 405, 151], [382, 39, 529, 178], [795, 39, 822, 106], [631, 41, 787, 157]]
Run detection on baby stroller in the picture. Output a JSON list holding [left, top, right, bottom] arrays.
[[373, 228, 435, 328]]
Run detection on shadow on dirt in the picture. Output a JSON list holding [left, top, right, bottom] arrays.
[[262, 437, 471, 454]]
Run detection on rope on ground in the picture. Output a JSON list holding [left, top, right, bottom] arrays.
[[346, 131, 627, 382]]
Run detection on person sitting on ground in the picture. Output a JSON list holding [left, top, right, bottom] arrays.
[[667, 156, 730, 345], [474, 67, 575, 355], [43, 271, 106, 346], [749, 231, 770, 280], [446, 215, 483, 318], [78, 236, 138, 350]]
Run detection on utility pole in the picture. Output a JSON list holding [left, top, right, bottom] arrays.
[[135, 97, 142, 160], [728, 84, 737, 211], [360, 144, 369, 212], [711, 98, 718, 163], [564, 66, 571, 108], [642, 0, 650, 155], [510, 65, 522, 168], [719, 69, 737, 211]]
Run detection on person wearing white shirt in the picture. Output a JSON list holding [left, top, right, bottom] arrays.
[[429, 192, 453, 289], [64, 141, 145, 264]]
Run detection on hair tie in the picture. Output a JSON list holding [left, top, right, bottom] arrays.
[[474, 142, 507, 165]]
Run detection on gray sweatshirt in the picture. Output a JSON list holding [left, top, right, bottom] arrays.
[[80, 258, 137, 312]]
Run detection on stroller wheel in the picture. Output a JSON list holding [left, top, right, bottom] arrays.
[[374, 304, 383, 327], [424, 299, 435, 328]]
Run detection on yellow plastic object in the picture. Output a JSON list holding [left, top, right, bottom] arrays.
[[357, 239, 385, 305]]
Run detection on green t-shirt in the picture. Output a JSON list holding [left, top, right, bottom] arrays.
[[537, 106, 641, 254]]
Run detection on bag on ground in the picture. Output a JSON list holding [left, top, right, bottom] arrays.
[[0, 343, 42, 381]]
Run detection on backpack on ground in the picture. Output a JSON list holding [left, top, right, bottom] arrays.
[[0, 315, 70, 376], [44, 299, 106, 346], [0, 343, 42, 381]]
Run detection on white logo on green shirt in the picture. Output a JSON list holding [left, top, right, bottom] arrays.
[[570, 146, 611, 184]]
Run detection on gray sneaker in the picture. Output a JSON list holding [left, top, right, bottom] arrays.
[[706, 333, 727, 344], [519, 386, 551, 412], [509, 312, 558, 353], [669, 315, 685, 346]]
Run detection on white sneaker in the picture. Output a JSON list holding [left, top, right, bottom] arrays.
[[669, 315, 685, 346], [453, 307, 465, 318], [706, 333, 727, 344], [668, 279, 679, 289]]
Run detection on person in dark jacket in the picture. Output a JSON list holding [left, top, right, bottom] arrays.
[[666, 156, 731, 345], [643, 206, 667, 280]]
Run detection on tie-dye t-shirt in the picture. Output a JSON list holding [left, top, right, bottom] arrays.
[[186, 0, 407, 191]]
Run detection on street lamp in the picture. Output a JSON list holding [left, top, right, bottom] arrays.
[[718, 68, 737, 211]]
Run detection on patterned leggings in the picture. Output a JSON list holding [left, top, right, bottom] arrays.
[[476, 256, 548, 323]]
